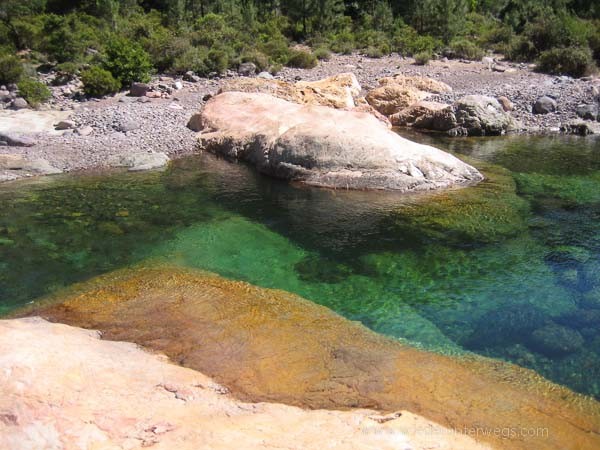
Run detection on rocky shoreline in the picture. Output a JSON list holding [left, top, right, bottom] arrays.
[[1, 53, 599, 183], [10, 265, 600, 450]]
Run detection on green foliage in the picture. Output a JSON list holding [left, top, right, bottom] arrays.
[[206, 48, 229, 74], [0, 54, 24, 84], [449, 38, 485, 60], [364, 46, 384, 58], [0, 0, 597, 79], [81, 66, 120, 97], [286, 49, 318, 68], [392, 25, 441, 55], [17, 77, 50, 106], [414, 51, 432, 65], [172, 46, 209, 75], [41, 13, 105, 63], [537, 46, 594, 77], [53, 61, 79, 85], [240, 50, 270, 71], [313, 46, 331, 60], [103, 36, 152, 87]]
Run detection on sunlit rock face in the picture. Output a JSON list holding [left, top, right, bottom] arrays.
[[189, 91, 483, 191], [0, 317, 488, 450], [19, 265, 600, 450]]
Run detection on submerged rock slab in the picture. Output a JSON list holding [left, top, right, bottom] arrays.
[[189, 91, 483, 191], [19, 266, 600, 450], [0, 317, 489, 450]]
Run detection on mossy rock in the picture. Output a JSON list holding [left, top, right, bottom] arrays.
[[527, 324, 584, 357], [389, 162, 530, 245]]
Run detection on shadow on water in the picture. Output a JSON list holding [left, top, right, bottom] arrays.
[[1, 133, 600, 400]]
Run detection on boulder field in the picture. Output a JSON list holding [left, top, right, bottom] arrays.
[[188, 89, 483, 191], [15, 265, 600, 450]]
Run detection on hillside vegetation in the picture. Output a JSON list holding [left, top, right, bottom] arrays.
[[1, 0, 599, 96]]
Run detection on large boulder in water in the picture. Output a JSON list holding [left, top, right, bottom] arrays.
[[188, 91, 483, 191]]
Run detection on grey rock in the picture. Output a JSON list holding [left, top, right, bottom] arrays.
[[184, 72, 201, 82], [173, 80, 183, 90], [0, 90, 10, 102], [238, 62, 257, 77], [533, 96, 557, 114], [7, 83, 18, 92], [0, 154, 60, 174], [117, 120, 140, 133], [137, 97, 151, 103], [12, 98, 29, 110], [129, 82, 150, 97], [75, 126, 94, 136], [454, 95, 514, 136], [55, 120, 76, 130], [561, 121, 600, 135], [23, 158, 62, 174], [0, 132, 36, 147], [114, 152, 170, 171], [576, 104, 599, 121], [256, 72, 274, 80]]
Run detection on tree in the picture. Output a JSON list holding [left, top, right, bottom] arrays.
[[0, 0, 47, 48]]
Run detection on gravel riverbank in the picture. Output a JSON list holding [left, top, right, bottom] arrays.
[[1, 53, 599, 181]]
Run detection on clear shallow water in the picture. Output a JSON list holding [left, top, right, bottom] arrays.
[[1, 134, 600, 399]]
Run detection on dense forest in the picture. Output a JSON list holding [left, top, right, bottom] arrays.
[[1, 0, 599, 100]]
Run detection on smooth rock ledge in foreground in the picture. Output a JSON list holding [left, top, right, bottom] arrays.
[[189, 91, 483, 191]]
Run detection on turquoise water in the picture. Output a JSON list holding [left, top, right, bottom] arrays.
[[1, 133, 600, 398]]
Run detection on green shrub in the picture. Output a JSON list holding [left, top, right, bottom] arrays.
[[329, 30, 356, 54], [392, 27, 441, 56], [81, 66, 120, 97], [537, 46, 594, 77], [206, 49, 229, 74], [313, 47, 331, 61], [0, 55, 24, 84], [103, 37, 153, 87], [448, 38, 484, 60], [286, 50, 317, 68], [414, 51, 432, 65], [172, 46, 209, 75], [17, 78, 51, 107], [364, 46, 384, 58], [269, 63, 283, 75], [240, 50, 269, 71], [260, 38, 291, 64], [53, 62, 79, 85], [41, 13, 104, 64]]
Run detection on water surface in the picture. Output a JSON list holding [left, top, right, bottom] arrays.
[[1, 133, 599, 399]]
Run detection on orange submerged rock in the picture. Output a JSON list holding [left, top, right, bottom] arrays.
[[17, 265, 600, 450]]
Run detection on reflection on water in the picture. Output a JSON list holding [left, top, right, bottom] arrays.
[[1, 134, 600, 400]]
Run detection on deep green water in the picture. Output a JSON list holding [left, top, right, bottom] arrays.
[[1, 133, 600, 399]]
